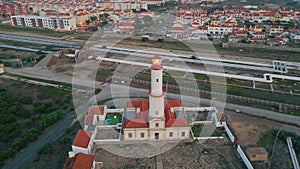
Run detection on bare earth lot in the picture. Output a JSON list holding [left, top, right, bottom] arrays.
[[225, 110, 300, 169], [95, 139, 245, 169]]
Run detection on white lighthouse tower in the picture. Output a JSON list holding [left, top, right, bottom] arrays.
[[148, 55, 165, 140]]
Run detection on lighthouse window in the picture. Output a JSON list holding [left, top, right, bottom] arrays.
[[156, 78, 159, 82], [155, 123, 159, 127]]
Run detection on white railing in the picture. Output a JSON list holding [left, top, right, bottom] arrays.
[[237, 145, 254, 169], [191, 121, 214, 125], [287, 137, 300, 169], [184, 107, 217, 112], [106, 108, 124, 113], [224, 122, 235, 143], [194, 136, 223, 140]]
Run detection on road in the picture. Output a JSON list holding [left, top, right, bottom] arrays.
[[0, 33, 82, 48], [0, 44, 52, 54], [2, 112, 77, 169], [95, 57, 300, 83], [92, 46, 286, 73]]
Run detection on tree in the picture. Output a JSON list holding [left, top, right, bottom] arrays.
[[90, 16, 97, 23], [20, 96, 32, 104], [190, 55, 197, 59], [99, 14, 104, 20], [104, 13, 110, 18], [85, 19, 91, 25], [244, 20, 255, 28], [140, 8, 148, 12], [141, 37, 149, 42], [157, 38, 164, 42]]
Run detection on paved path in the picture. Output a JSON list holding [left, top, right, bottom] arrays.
[[2, 112, 77, 169]]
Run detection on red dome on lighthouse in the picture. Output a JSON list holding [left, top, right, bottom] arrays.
[[152, 55, 162, 70]]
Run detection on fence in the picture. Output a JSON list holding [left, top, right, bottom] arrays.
[[227, 42, 300, 53], [287, 137, 300, 169], [237, 145, 254, 169], [223, 122, 235, 143]]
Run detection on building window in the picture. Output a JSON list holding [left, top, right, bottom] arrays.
[[141, 133, 144, 138], [169, 132, 173, 137], [156, 78, 159, 82], [128, 133, 132, 138], [181, 132, 185, 137], [252, 155, 256, 158], [155, 111, 158, 115], [155, 123, 159, 127]]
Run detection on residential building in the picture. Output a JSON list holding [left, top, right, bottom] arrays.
[[269, 25, 284, 35], [64, 153, 102, 169], [11, 15, 76, 31], [290, 29, 300, 43], [72, 130, 93, 155], [208, 25, 233, 38], [113, 20, 135, 34]]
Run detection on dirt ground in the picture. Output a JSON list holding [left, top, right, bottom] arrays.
[[95, 139, 246, 169], [0, 48, 39, 60], [225, 110, 300, 146], [225, 111, 277, 146], [47, 56, 117, 82]]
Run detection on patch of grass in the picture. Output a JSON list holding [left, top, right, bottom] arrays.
[[105, 113, 122, 124], [194, 74, 209, 81], [167, 70, 186, 77], [257, 129, 277, 153]]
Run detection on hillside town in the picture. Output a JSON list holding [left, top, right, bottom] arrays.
[[0, 0, 299, 46]]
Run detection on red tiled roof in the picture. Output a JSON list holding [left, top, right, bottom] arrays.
[[73, 130, 91, 148], [89, 106, 105, 116], [64, 153, 95, 169], [127, 100, 149, 112], [165, 118, 189, 127], [84, 115, 94, 126], [125, 119, 148, 128], [125, 99, 188, 128]]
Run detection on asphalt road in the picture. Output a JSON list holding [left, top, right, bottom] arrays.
[[0, 33, 82, 48], [2, 112, 77, 169]]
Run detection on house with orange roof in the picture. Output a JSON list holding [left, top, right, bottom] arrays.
[[64, 153, 102, 169], [72, 130, 93, 155]]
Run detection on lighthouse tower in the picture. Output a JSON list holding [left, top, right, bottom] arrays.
[[148, 55, 165, 140]]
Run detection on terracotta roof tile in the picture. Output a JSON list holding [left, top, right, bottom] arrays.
[[89, 106, 105, 116], [73, 130, 91, 148], [64, 153, 95, 169]]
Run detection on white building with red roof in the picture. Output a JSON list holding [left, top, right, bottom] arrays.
[[113, 20, 135, 34], [123, 56, 191, 141], [64, 153, 103, 169], [72, 130, 93, 155]]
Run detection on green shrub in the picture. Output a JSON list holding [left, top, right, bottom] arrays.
[[20, 96, 33, 104]]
